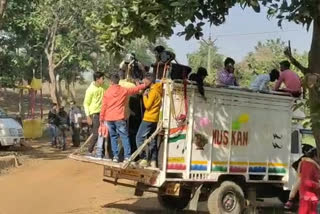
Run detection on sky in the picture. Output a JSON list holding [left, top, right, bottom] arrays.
[[167, 6, 312, 65]]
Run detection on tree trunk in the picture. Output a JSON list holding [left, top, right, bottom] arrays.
[[308, 17, 320, 156], [48, 63, 59, 105], [71, 80, 76, 101], [65, 80, 70, 98], [57, 76, 65, 105], [0, 0, 7, 28], [18, 89, 24, 120]]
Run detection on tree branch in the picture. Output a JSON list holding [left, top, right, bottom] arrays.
[[284, 43, 309, 74], [54, 52, 71, 69], [44, 30, 52, 58]]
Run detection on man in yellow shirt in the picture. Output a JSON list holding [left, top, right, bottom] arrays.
[[83, 72, 108, 155], [136, 73, 162, 168]]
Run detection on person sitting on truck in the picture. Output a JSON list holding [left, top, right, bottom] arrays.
[[217, 57, 239, 86], [274, 60, 302, 97], [297, 147, 320, 214], [119, 53, 145, 80], [99, 73, 150, 163], [284, 143, 316, 210], [250, 69, 280, 92], [188, 67, 208, 97], [136, 73, 163, 168]]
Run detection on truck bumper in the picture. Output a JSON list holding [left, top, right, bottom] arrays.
[[0, 137, 22, 146]]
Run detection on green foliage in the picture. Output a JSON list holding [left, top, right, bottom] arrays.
[[187, 40, 224, 84]]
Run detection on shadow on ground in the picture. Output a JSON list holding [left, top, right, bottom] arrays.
[[102, 197, 295, 214], [0, 136, 79, 161], [102, 197, 208, 214]]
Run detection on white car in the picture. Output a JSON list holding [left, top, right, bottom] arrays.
[[0, 109, 24, 147]]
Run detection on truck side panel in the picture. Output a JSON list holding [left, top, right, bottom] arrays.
[[164, 83, 293, 183]]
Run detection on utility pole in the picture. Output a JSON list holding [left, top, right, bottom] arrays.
[[202, 32, 217, 75], [207, 35, 212, 75]]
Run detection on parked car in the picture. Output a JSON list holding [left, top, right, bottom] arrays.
[[0, 108, 24, 147]]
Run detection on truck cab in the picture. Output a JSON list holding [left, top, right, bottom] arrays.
[[287, 126, 315, 191]]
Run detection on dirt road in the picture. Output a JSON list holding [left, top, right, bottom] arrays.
[[0, 142, 164, 214], [0, 141, 287, 214]]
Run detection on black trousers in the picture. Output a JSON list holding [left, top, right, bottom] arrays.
[[71, 123, 80, 147], [88, 113, 100, 153]]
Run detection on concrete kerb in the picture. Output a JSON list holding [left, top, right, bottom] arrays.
[[0, 155, 18, 171]]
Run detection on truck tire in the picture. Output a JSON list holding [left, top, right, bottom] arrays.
[[158, 189, 191, 210], [207, 181, 245, 214]]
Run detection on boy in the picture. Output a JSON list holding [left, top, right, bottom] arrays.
[[217, 57, 239, 86], [69, 101, 82, 147], [83, 72, 108, 155], [274, 60, 302, 97], [136, 73, 163, 168], [250, 69, 280, 91], [57, 106, 69, 150], [48, 103, 59, 147], [99, 73, 150, 163], [188, 67, 208, 97]]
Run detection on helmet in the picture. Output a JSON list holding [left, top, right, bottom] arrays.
[[302, 144, 315, 155]]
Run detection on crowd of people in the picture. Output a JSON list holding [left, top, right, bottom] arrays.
[[47, 47, 303, 160], [216, 57, 302, 97], [48, 102, 82, 150], [83, 69, 162, 168]]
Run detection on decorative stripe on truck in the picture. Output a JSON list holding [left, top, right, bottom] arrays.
[[210, 161, 287, 174], [167, 158, 287, 174], [169, 126, 187, 143], [167, 157, 186, 170]]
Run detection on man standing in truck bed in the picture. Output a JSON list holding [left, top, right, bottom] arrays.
[[83, 72, 108, 156], [136, 73, 163, 168], [99, 73, 150, 163]]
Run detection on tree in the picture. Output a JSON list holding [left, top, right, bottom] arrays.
[[187, 39, 224, 83], [29, 0, 104, 105], [0, 0, 42, 86], [97, 0, 320, 155]]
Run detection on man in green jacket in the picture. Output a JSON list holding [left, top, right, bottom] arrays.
[[83, 72, 108, 155]]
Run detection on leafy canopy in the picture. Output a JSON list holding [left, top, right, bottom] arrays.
[[97, 0, 317, 51]]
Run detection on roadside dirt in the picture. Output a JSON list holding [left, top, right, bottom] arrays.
[[0, 139, 288, 214], [0, 140, 165, 214]]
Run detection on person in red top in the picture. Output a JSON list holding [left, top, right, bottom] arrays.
[[298, 148, 320, 214], [99, 73, 150, 163], [274, 60, 302, 97]]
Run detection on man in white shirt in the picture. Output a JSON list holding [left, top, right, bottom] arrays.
[[250, 69, 280, 91]]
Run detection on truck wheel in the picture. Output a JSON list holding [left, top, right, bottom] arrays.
[[207, 181, 245, 214], [158, 189, 191, 210]]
